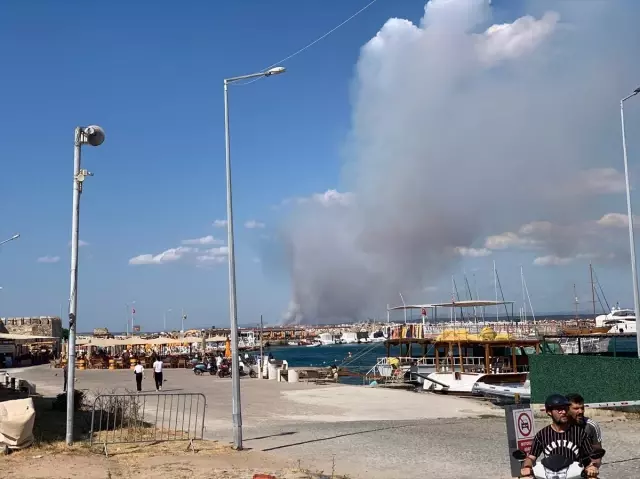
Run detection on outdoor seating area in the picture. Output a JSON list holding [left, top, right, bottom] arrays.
[[52, 336, 232, 370]]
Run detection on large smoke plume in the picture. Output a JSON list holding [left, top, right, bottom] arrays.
[[280, 0, 640, 324]]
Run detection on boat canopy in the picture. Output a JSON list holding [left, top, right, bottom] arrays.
[[387, 304, 436, 311], [387, 300, 514, 311]]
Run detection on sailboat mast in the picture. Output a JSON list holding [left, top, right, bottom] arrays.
[[521, 265, 527, 322], [474, 273, 485, 322], [493, 261, 498, 321], [590, 263, 596, 316]]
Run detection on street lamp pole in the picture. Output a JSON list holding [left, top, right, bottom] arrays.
[[223, 66, 286, 450], [620, 86, 640, 358], [66, 125, 105, 446], [0, 234, 20, 247]]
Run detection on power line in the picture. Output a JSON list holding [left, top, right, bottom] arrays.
[[236, 0, 379, 87]]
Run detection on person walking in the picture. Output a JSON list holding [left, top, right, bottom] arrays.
[[152, 357, 163, 392], [133, 360, 144, 393]]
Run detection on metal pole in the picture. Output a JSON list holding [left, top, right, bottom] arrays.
[[125, 303, 129, 336], [0, 234, 20, 247], [620, 96, 640, 358], [224, 79, 243, 449], [399, 292, 407, 324], [590, 263, 596, 316], [259, 314, 264, 380], [66, 127, 82, 445]]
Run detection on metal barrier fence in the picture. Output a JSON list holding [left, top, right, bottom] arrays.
[[89, 392, 206, 455]]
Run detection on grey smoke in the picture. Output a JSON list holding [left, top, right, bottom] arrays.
[[279, 0, 640, 324]]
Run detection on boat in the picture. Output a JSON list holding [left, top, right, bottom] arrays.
[[419, 330, 538, 394], [561, 324, 610, 335], [316, 333, 337, 345], [340, 332, 359, 344], [472, 375, 531, 403], [287, 340, 300, 346], [306, 341, 321, 347], [595, 305, 636, 334], [366, 299, 546, 393]]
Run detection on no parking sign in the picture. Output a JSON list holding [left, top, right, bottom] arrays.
[[505, 405, 536, 477]]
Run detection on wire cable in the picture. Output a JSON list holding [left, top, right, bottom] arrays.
[[234, 0, 379, 87]]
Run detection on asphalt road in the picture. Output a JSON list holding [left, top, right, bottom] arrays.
[[8, 366, 640, 478]]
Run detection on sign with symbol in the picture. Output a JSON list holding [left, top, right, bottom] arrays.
[[513, 409, 534, 454], [133, 325, 141, 333], [421, 308, 427, 317]]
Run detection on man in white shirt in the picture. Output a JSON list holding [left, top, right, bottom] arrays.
[[152, 357, 163, 391], [133, 361, 144, 393]]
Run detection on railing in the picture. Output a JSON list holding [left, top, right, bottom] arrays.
[[366, 354, 528, 380], [89, 392, 206, 456]]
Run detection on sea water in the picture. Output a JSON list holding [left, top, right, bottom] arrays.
[[265, 343, 386, 385]]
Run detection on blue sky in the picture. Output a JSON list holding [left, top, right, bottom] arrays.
[[1, 0, 640, 331]]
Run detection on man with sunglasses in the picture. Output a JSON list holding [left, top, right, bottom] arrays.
[[520, 394, 599, 478]]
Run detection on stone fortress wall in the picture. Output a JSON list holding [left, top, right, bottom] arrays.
[[0, 316, 63, 338]]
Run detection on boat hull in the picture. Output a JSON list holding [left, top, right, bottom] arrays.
[[424, 371, 528, 394]]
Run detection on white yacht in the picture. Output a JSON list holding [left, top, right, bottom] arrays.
[[595, 306, 636, 334], [316, 332, 337, 345]]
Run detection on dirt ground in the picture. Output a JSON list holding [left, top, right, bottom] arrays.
[[1, 441, 335, 479], [0, 391, 341, 479]]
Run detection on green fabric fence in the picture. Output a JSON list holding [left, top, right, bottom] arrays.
[[530, 354, 640, 404]]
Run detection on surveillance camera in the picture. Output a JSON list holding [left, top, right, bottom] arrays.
[[83, 125, 105, 147]]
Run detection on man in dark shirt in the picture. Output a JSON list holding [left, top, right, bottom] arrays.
[[521, 394, 598, 478], [566, 393, 603, 466]]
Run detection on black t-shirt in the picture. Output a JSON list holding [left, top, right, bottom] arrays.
[[579, 417, 603, 446], [529, 424, 593, 461]]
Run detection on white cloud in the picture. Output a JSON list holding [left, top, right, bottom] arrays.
[[486, 212, 635, 267], [454, 246, 491, 257], [276, 0, 640, 322], [37, 255, 60, 263], [68, 240, 89, 247], [181, 235, 224, 246], [478, 12, 559, 66], [282, 189, 354, 208], [533, 255, 574, 267], [485, 232, 537, 250], [129, 247, 195, 265], [213, 219, 227, 228], [574, 168, 626, 195], [195, 246, 229, 264], [244, 220, 266, 229], [595, 213, 638, 229]]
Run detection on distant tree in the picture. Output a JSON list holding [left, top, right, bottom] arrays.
[[61, 328, 69, 340]]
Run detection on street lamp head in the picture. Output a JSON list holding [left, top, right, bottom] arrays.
[[634, 86, 640, 94], [11, 234, 19, 240], [83, 125, 105, 147], [265, 66, 286, 77]]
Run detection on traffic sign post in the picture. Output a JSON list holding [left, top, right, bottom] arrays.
[[505, 404, 535, 477]]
